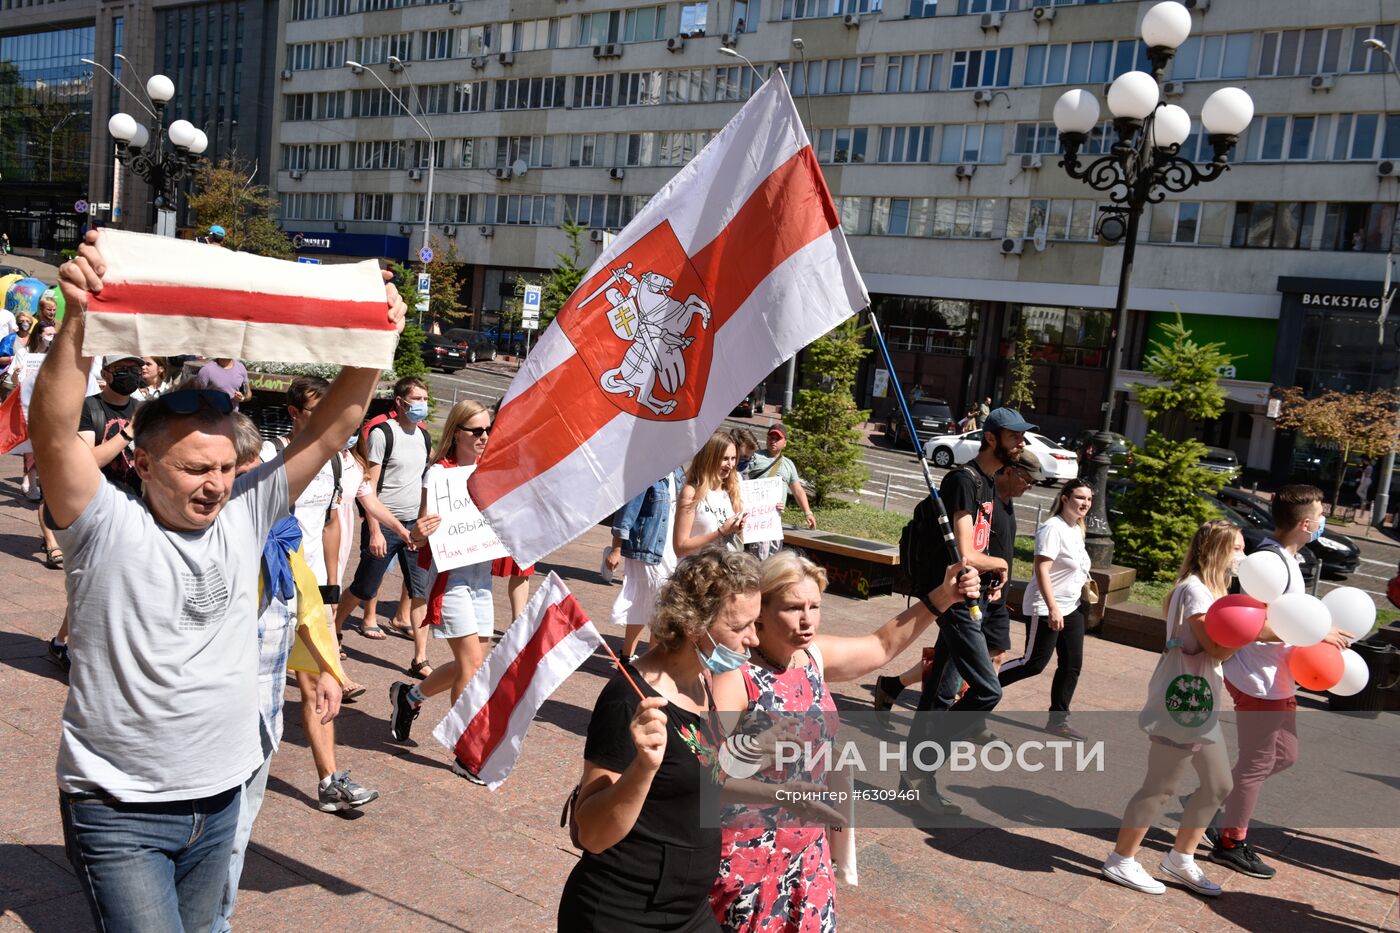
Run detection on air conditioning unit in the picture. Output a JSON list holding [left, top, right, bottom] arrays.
[[478, 225, 495, 237], [289, 168, 306, 180], [350, 63, 364, 74], [334, 221, 348, 232], [498, 52, 515, 65], [398, 223, 412, 236], [980, 11, 1003, 31], [443, 224, 458, 237], [955, 163, 977, 178], [281, 68, 293, 81], [720, 32, 738, 48], [666, 35, 686, 52], [972, 89, 994, 105], [590, 229, 607, 242], [408, 168, 423, 181], [1379, 160, 1398, 177], [609, 167, 626, 180], [492, 167, 513, 180], [1309, 74, 1335, 91], [448, 0, 462, 11], [1183, 0, 1209, 10], [1000, 237, 1024, 255], [470, 56, 487, 69], [1163, 80, 1185, 97], [1031, 4, 1055, 22], [593, 43, 622, 58], [1020, 154, 1042, 170], [842, 13, 859, 27]]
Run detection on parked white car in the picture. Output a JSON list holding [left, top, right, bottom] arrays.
[[922, 431, 1080, 484]]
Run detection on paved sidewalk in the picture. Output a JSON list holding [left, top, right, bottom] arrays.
[[0, 458, 1396, 932]]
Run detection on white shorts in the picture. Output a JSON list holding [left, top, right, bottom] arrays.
[[432, 562, 495, 639], [611, 558, 669, 628]]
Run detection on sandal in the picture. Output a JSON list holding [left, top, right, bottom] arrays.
[[342, 683, 366, 702], [43, 546, 63, 570], [408, 658, 434, 679], [384, 622, 414, 640], [359, 623, 388, 640], [337, 633, 347, 660]]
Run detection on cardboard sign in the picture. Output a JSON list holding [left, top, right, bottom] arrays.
[[425, 464, 510, 571], [740, 476, 785, 545]]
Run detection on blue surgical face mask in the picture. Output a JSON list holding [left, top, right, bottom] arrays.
[[406, 401, 429, 422], [345, 435, 359, 450], [1309, 516, 1326, 543], [696, 630, 749, 675]]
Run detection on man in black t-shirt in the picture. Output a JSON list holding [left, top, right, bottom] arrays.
[[77, 354, 144, 494]]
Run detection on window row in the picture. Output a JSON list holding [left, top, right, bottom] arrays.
[[279, 191, 650, 229]]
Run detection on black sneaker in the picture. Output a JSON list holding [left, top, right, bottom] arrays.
[[1203, 826, 1221, 850], [871, 675, 904, 712], [1210, 841, 1276, 879], [451, 758, 487, 785], [901, 774, 962, 817], [388, 681, 421, 742], [1046, 719, 1088, 742], [46, 638, 70, 673]]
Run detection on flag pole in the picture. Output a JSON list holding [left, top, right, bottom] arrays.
[[866, 310, 981, 623], [595, 637, 648, 701]]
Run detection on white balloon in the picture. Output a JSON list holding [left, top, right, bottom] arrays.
[[1266, 593, 1330, 647], [1329, 648, 1370, 697], [1320, 587, 1377, 641], [1237, 550, 1289, 604]]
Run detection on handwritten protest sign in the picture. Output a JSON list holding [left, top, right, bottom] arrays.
[[740, 477, 785, 545], [426, 464, 510, 571]]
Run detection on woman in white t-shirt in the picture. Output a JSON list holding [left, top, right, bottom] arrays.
[[673, 431, 747, 556], [999, 478, 1093, 740], [1102, 519, 1242, 898]]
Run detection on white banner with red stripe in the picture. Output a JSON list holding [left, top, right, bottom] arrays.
[[433, 571, 603, 789], [82, 229, 397, 368], [469, 72, 868, 566]]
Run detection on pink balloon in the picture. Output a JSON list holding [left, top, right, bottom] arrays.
[[1204, 594, 1267, 648], [1289, 643, 1344, 691]]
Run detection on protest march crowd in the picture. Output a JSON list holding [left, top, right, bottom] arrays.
[[4, 226, 1369, 933]]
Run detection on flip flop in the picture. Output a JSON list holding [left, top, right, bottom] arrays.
[[342, 684, 366, 702], [384, 623, 415, 640], [360, 623, 388, 640]]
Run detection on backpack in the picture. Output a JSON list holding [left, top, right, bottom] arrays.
[[359, 414, 431, 493], [899, 464, 991, 599]]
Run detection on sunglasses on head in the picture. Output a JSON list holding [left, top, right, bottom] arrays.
[[458, 424, 490, 437], [154, 389, 234, 416]]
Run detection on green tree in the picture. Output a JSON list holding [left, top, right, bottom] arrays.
[[1274, 386, 1400, 516], [186, 158, 293, 258], [390, 263, 430, 384], [784, 318, 871, 506], [1113, 312, 1236, 580], [424, 236, 467, 329], [1006, 322, 1036, 410], [541, 219, 587, 328]]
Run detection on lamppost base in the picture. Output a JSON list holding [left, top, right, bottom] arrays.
[[1082, 429, 1117, 570]]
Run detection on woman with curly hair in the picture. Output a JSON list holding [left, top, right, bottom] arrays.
[[559, 548, 761, 932], [674, 431, 747, 556]]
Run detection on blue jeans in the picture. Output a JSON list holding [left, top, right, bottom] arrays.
[[213, 754, 272, 933], [909, 599, 1002, 769], [927, 602, 1011, 711], [60, 786, 241, 933]]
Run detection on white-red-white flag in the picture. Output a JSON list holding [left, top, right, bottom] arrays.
[[469, 73, 868, 565], [82, 230, 397, 368], [433, 571, 603, 788]]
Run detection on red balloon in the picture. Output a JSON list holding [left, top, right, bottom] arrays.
[[1203, 594, 1267, 649], [1289, 643, 1344, 691]]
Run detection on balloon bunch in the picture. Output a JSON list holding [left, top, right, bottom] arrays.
[[1203, 551, 1374, 697]]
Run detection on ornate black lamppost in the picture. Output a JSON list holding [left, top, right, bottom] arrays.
[[106, 75, 209, 232]]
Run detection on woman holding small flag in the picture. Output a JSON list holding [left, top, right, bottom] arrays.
[[674, 432, 747, 556], [559, 547, 761, 932], [710, 550, 980, 932]]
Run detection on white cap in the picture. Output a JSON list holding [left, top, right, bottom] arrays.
[[102, 354, 142, 368]]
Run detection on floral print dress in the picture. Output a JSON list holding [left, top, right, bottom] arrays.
[[710, 648, 839, 933]]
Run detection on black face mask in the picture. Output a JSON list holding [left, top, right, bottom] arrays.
[[108, 369, 144, 396]]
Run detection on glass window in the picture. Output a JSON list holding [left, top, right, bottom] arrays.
[[1289, 116, 1314, 160], [1351, 113, 1379, 160]]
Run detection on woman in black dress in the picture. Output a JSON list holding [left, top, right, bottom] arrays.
[[560, 547, 761, 932]]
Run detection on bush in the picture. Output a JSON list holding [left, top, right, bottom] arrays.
[[784, 319, 870, 506], [1111, 432, 1224, 580], [393, 322, 430, 385]]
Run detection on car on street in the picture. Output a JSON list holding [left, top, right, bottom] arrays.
[[884, 397, 956, 450], [923, 430, 1080, 483], [422, 328, 497, 371], [1199, 445, 1241, 478], [1071, 430, 1135, 475], [1215, 486, 1361, 578], [730, 383, 766, 418]]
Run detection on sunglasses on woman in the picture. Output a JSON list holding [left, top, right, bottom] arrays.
[[458, 425, 491, 437]]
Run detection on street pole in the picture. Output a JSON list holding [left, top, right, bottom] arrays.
[[1364, 37, 1400, 529]]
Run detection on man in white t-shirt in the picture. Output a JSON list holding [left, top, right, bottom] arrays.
[[1211, 484, 1350, 880], [32, 230, 405, 932]]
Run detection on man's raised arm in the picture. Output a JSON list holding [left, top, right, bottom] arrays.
[[32, 231, 104, 529], [282, 273, 406, 502]]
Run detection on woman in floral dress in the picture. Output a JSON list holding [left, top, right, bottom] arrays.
[[711, 550, 980, 932]]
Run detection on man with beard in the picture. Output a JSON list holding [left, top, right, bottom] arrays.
[[898, 407, 1035, 816]]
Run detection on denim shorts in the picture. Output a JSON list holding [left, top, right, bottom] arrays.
[[349, 518, 430, 601]]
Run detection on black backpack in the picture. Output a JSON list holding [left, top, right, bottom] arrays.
[[899, 464, 991, 598]]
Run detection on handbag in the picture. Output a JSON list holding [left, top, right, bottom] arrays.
[[1138, 587, 1223, 745], [1081, 576, 1100, 606]]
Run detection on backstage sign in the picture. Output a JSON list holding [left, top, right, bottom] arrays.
[[1298, 293, 1385, 310]]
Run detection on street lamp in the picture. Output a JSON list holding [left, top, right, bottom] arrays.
[[1051, 1, 1253, 568], [345, 58, 436, 278], [105, 73, 209, 232]]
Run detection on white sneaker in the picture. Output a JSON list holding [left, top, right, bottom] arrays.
[[1101, 857, 1166, 895], [1159, 857, 1223, 897], [26, 482, 41, 502], [599, 547, 615, 584]]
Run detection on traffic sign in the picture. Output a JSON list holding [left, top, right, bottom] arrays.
[[419, 246, 433, 263], [416, 273, 431, 314], [297, 257, 322, 264], [522, 315, 539, 331], [522, 284, 542, 312], [74, 199, 88, 214]]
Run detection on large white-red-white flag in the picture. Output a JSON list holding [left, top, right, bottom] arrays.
[[82, 230, 397, 368], [469, 73, 868, 565], [433, 572, 603, 789]]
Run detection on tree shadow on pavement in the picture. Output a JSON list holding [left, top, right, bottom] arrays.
[[0, 630, 69, 685], [532, 697, 591, 739], [1206, 889, 1381, 933], [920, 825, 1103, 879]]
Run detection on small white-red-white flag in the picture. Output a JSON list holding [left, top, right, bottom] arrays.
[[433, 571, 603, 788], [81, 229, 397, 368], [469, 72, 868, 566]]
